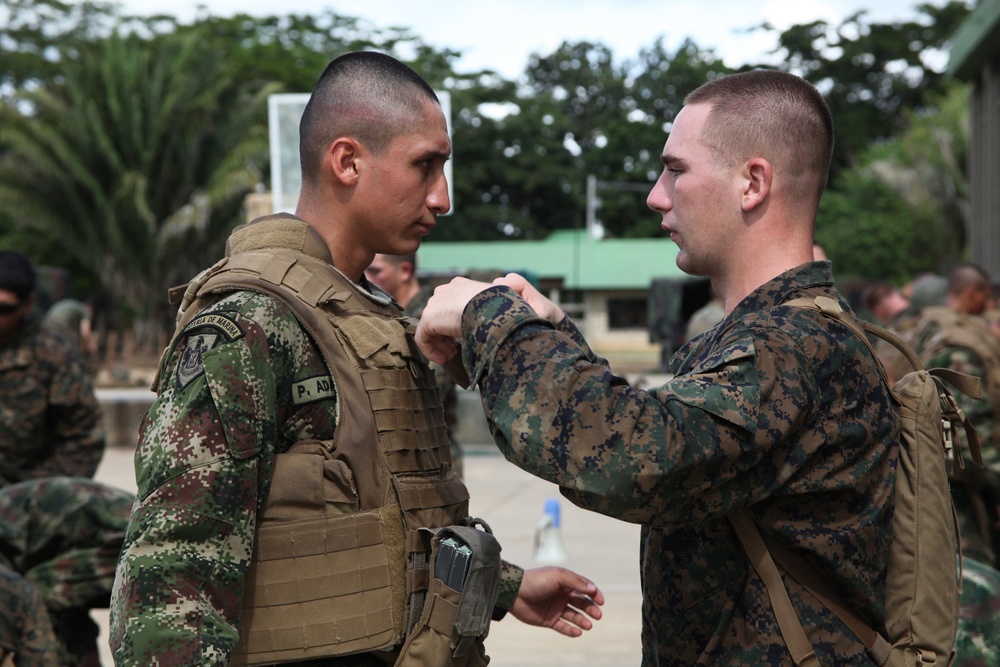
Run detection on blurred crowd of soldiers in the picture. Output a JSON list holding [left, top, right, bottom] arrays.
[[863, 265, 1000, 665], [863, 264, 1000, 571]]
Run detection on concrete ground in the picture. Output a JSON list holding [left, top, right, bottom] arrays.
[[92, 385, 649, 666]]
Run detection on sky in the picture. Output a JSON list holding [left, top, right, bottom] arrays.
[[117, 0, 951, 79]]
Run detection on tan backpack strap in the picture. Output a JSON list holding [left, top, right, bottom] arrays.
[[731, 510, 892, 666], [729, 511, 821, 667], [759, 523, 893, 665], [930, 367, 983, 400]]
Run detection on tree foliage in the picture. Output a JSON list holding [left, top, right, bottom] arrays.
[[816, 79, 969, 282], [0, 0, 977, 338], [762, 1, 971, 176], [437, 38, 731, 241], [0, 29, 275, 337]]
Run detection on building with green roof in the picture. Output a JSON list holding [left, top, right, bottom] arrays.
[[419, 229, 697, 357]]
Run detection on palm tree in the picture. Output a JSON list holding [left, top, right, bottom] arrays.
[[0, 28, 277, 343]]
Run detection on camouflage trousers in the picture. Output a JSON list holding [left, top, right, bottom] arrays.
[[0, 477, 133, 666]]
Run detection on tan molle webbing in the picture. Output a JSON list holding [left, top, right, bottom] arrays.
[[230, 504, 407, 665], [364, 369, 449, 474]]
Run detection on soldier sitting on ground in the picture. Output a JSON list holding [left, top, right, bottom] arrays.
[[0, 477, 133, 666]]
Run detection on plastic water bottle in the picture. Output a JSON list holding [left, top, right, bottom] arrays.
[[533, 498, 568, 564]]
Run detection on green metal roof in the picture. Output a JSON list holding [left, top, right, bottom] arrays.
[[947, 0, 1000, 80], [418, 229, 686, 290]]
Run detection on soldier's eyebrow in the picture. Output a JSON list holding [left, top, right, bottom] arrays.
[[660, 154, 686, 169], [418, 147, 451, 163]]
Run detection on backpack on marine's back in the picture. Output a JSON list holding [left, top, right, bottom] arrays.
[[730, 295, 984, 667]]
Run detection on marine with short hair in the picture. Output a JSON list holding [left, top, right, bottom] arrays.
[[417, 69, 898, 664]]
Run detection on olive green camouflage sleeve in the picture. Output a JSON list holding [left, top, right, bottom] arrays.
[[554, 314, 609, 368], [110, 292, 337, 666], [0, 477, 133, 612], [492, 560, 524, 618]]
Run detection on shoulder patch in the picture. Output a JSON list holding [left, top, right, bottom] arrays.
[[186, 313, 245, 341], [292, 375, 337, 406], [176, 332, 219, 389]]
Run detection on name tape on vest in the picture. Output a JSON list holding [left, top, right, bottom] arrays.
[[292, 375, 337, 405]]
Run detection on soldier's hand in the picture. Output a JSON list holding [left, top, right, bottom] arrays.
[[493, 273, 565, 325], [416, 277, 494, 365], [509, 566, 604, 637]]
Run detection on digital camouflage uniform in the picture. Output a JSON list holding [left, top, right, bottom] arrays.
[[0, 319, 105, 486], [461, 262, 898, 665], [0, 477, 133, 665], [111, 220, 522, 667], [404, 283, 463, 479]]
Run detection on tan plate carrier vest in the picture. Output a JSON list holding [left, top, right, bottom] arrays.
[[165, 215, 469, 665]]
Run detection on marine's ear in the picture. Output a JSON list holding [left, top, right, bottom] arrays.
[[741, 157, 772, 212]]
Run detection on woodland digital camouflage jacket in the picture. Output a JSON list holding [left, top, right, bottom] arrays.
[[461, 262, 898, 666]]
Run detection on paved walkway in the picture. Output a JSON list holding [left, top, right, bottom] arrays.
[[92, 402, 645, 666]]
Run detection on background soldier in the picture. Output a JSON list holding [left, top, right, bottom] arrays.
[[42, 298, 100, 374], [0, 477, 133, 666], [899, 263, 1000, 567], [0, 251, 105, 486]]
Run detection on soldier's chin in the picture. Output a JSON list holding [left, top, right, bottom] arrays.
[[674, 254, 700, 277]]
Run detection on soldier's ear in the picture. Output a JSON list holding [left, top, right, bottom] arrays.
[[327, 138, 362, 186], [740, 157, 772, 212]]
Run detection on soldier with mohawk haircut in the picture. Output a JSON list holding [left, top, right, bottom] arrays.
[[111, 51, 602, 667]]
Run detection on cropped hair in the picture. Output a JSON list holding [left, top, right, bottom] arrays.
[[0, 251, 36, 301], [948, 262, 991, 295], [299, 51, 440, 186], [684, 69, 834, 207]]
